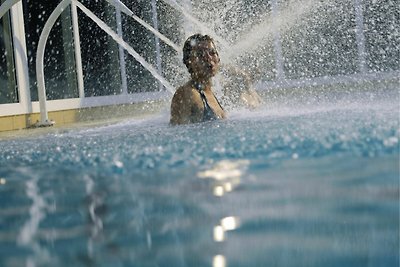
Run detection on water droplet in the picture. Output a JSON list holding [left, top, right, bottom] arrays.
[[114, 160, 123, 168], [383, 137, 398, 147]]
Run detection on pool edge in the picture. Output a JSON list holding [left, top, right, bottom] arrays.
[[0, 100, 169, 134]]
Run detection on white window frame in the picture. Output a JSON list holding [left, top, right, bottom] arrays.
[[0, 1, 31, 116]]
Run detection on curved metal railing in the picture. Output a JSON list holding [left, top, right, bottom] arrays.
[[106, 0, 180, 53], [0, 0, 19, 19], [37, 0, 178, 126], [1, 0, 179, 126], [35, 0, 71, 126]]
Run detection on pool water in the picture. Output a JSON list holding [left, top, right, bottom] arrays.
[[0, 93, 399, 267]]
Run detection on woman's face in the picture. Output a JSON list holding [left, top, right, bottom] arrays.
[[189, 40, 220, 79]]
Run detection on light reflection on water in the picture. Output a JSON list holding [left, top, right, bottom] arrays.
[[213, 254, 227, 267], [199, 159, 246, 265]]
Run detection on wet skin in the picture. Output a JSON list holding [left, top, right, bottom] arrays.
[[170, 40, 226, 125]]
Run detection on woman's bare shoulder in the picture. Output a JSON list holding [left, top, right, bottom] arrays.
[[174, 82, 197, 99]]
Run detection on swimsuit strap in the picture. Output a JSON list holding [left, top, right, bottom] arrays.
[[193, 82, 221, 121], [198, 90, 213, 112], [193, 82, 224, 110]]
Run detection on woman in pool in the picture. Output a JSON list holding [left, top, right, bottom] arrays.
[[170, 34, 226, 125]]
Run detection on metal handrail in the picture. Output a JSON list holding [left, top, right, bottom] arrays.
[[73, 0, 175, 92], [1, 0, 179, 126], [0, 0, 19, 19], [34, 0, 176, 126], [106, 0, 180, 53], [35, 0, 71, 126]]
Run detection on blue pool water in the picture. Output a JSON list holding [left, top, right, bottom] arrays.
[[0, 92, 399, 267]]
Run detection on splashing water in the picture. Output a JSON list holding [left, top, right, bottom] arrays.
[[0, 1, 399, 267], [166, 0, 328, 63]]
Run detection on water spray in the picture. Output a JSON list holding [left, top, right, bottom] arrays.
[[105, 0, 181, 53], [74, 0, 176, 94], [160, 0, 231, 50]]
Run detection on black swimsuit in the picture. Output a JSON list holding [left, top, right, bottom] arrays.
[[193, 82, 224, 122]]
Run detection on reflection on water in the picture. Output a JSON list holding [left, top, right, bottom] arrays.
[[199, 160, 248, 266], [17, 175, 51, 267], [198, 160, 248, 198], [83, 174, 104, 258], [221, 216, 240, 231], [213, 225, 225, 242], [213, 216, 241, 243], [213, 254, 227, 267]]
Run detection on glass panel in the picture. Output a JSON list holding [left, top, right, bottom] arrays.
[[78, 0, 122, 97], [364, 0, 400, 72], [281, 0, 359, 79], [0, 4, 18, 104], [23, 0, 78, 101], [121, 1, 159, 93], [156, 0, 186, 88]]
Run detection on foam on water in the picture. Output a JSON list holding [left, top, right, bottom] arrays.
[[1, 89, 398, 169]]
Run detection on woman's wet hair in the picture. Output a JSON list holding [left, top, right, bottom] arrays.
[[182, 34, 218, 74]]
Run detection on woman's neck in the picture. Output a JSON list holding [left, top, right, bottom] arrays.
[[191, 77, 212, 92]]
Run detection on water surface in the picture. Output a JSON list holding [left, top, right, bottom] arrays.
[[0, 93, 399, 267]]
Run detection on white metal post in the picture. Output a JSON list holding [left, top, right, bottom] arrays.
[[71, 1, 85, 99], [181, 0, 193, 37], [151, 0, 163, 91], [353, 0, 367, 73], [10, 1, 31, 114], [106, 0, 180, 52], [74, 0, 175, 93], [0, 0, 19, 18], [36, 0, 72, 126], [115, 5, 128, 95], [271, 0, 285, 81]]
